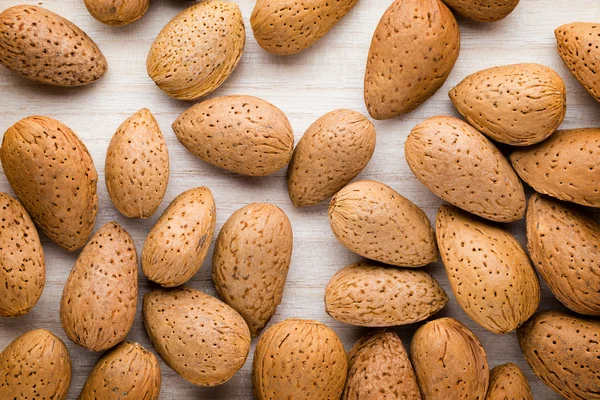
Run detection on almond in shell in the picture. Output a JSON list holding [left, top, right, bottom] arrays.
[[486, 363, 533, 400], [84, 0, 149, 26], [441, 0, 519, 21]]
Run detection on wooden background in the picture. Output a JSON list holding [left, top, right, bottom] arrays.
[[1, 0, 599, 398]]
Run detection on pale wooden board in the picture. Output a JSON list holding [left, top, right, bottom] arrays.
[[0, 0, 599, 398]]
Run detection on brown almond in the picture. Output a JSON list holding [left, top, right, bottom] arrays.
[[84, 0, 149, 26], [486, 363, 533, 400], [442, 0, 519, 21]]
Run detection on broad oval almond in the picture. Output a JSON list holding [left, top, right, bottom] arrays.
[[486, 363, 533, 400], [405, 116, 526, 222], [325, 261, 447, 327], [329, 180, 438, 267], [84, 0, 149, 26], [441, 0, 519, 21], [287, 109, 376, 207]]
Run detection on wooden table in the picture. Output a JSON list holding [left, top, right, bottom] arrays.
[[1, 0, 598, 398]]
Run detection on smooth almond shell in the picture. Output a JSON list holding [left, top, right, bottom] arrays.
[[79, 342, 161, 400], [0, 329, 71, 399], [526, 193, 600, 315], [146, 1, 245, 100], [251, 0, 358, 55], [287, 109, 376, 207], [142, 187, 216, 287], [84, 0, 149, 26], [449, 63, 566, 146], [511, 128, 600, 207], [406, 116, 526, 222], [105, 108, 169, 219], [172, 95, 294, 176], [0, 193, 45, 317], [329, 180, 438, 267], [60, 222, 138, 352], [252, 319, 347, 400], [411, 318, 489, 400], [213, 203, 293, 337], [0, 5, 107, 86], [441, 0, 519, 21], [486, 363, 533, 400], [364, 0, 460, 119], [343, 331, 422, 400], [325, 261, 447, 327], [1, 115, 98, 251], [143, 287, 251, 387], [518, 310, 600, 400]]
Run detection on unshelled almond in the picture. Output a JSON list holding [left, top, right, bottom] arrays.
[[486, 363, 533, 400]]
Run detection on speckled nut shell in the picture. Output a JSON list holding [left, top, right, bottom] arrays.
[[486, 363, 533, 400], [441, 0, 520, 21], [83, 0, 150, 26]]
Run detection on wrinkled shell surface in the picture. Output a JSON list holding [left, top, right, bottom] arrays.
[[146, 1, 245, 100], [287, 109, 376, 207], [518, 310, 600, 400], [325, 261, 447, 327], [105, 108, 169, 219], [142, 187, 216, 287], [406, 116, 525, 222], [0, 5, 107, 86], [213, 203, 293, 337], [252, 319, 347, 400], [143, 287, 251, 387], [364, 0, 460, 119], [60, 222, 138, 352], [84, 0, 149, 26], [511, 128, 600, 208], [329, 180, 438, 267], [442, 0, 519, 21], [449, 63, 566, 145], [0, 193, 45, 317], [173, 95, 294, 176], [1, 115, 98, 251], [486, 363, 533, 400]]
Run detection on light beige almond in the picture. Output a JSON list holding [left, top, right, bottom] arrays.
[[84, 0, 149, 26], [486, 363, 533, 400], [442, 0, 519, 21]]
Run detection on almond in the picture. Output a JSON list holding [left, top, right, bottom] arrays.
[[510, 128, 600, 208], [441, 0, 519, 21], [84, 0, 149, 26], [1, 115, 98, 251], [0, 193, 45, 317], [143, 287, 251, 387], [287, 109, 376, 207], [60, 222, 138, 352], [405, 116, 526, 222], [518, 310, 600, 400], [213, 203, 293, 337], [142, 187, 216, 287], [526, 193, 600, 315], [364, 0, 460, 119], [0, 5, 107, 86], [486, 363, 533, 400], [252, 319, 347, 400], [105, 108, 169, 219], [146, 1, 245, 100], [328, 180, 438, 267], [325, 261, 447, 327], [449, 63, 566, 146]]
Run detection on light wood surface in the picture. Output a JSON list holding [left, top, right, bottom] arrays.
[[1, 0, 598, 398]]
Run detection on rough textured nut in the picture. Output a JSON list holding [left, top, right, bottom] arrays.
[[449, 63, 566, 146], [83, 0, 149, 26], [251, 0, 358, 55], [1, 116, 98, 251], [79, 342, 161, 400], [252, 319, 347, 400], [60, 222, 138, 352], [441, 0, 519, 21], [518, 310, 600, 400], [556, 23, 600, 103], [0, 5, 107, 86], [0, 193, 45, 318], [142, 187, 216, 287], [287, 109, 376, 207], [143, 287, 251, 387], [526, 193, 600, 315], [436, 205, 540, 334], [510, 128, 600, 208], [105, 108, 169, 219], [486, 363, 533, 400], [0, 329, 71, 400], [325, 261, 447, 327], [172, 95, 294, 176], [343, 331, 421, 400], [146, 1, 245, 100], [406, 116, 526, 222], [411, 318, 489, 400], [329, 180, 438, 267], [213, 203, 293, 337], [364, 0, 460, 119]]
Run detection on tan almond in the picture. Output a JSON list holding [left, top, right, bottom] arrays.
[[441, 0, 519, 21], [486, 363, 533, 400], [84, 0, 149, 26]]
